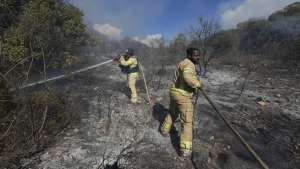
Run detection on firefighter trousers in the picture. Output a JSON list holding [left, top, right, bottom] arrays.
[[127, 73, 138, 100], [162, 93, 194, 149]]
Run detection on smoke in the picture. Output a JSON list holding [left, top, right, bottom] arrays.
[[219, 0, 300, 30], [92, 23, 162, 46], [133, 34, 162, 46], [93, 24, 123, 39], [71, 0, 165, 39]]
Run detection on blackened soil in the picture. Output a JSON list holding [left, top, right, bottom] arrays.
[[21, 62, 300, 169]]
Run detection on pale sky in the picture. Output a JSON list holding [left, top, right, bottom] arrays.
[[70, 0, 299, 45]]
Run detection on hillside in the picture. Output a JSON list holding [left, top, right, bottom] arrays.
[[1, 2, 300, 169], [268, 2, 300, 21], [18, 54, 300, 169]]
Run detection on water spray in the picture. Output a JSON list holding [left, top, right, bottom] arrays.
[[15, 59, 114, 90]]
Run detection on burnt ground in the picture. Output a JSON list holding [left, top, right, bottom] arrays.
[[20, 56, 300, 169]]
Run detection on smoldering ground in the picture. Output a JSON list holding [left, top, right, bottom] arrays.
[[19, 55, 300, 169]]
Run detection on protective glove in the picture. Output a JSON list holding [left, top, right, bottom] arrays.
[[113, 55, 121, 63], [199, 83, 204, 89]]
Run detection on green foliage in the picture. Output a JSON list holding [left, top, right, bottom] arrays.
[[209, 30, 239, 56], [0, 89, 77, 155], [236, 3, 300, 67], [269, 5, 300, 21], [0, 0, 20, 35], [1, 0, 101, 78], [0, 0, 101, 166], [237, 20, 273, 54], [0, 78, 11, 118], [168, 33, 188, 63]]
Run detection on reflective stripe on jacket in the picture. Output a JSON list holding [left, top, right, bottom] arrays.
[[170, 58, 201, 97]]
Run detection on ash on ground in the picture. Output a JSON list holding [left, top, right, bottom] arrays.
[[22, 60, 300, 169]]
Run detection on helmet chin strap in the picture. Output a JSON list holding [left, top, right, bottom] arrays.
[[125, 54, 130, 61]]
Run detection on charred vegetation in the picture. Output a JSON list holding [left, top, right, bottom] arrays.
[[0, 1, 300, 169]]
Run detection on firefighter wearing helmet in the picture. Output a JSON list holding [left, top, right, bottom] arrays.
[[160, 47, 203, 157], [114, 48, 139, 104]]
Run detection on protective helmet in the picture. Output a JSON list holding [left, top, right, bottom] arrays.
[[126, 48, 134, 56]]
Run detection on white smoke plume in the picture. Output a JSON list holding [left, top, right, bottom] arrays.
[[220, 0, 300, 29], [93, 23, 123, 39]]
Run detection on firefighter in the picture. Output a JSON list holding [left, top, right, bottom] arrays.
[[160, 47, 203, 157], [114, 48, 140, 104]]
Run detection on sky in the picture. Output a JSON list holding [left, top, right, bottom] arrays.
[[70, 0, 299, 46]]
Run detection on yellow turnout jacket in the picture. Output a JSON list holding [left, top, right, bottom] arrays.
[[170, 58, 201, 97], [119, 55, 139, 74]]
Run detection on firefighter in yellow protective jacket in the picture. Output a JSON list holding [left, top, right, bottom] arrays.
[[161, 47, 203, 157], [115, 48, 139, 104]]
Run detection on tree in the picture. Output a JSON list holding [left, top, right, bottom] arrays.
[[237, 20, 273, 55], [145, 36, 171, 91], [269, 9, 300, 70], [185, 17, 222, 76], [0, 0, 101, 166], [233, 2, 300, 72], [208, 30, 239, 63], [268, 2, 300, 21], [168, 33, 189, 64]]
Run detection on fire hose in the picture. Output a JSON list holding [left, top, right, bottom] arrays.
[[198, 87, 269, 169]]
